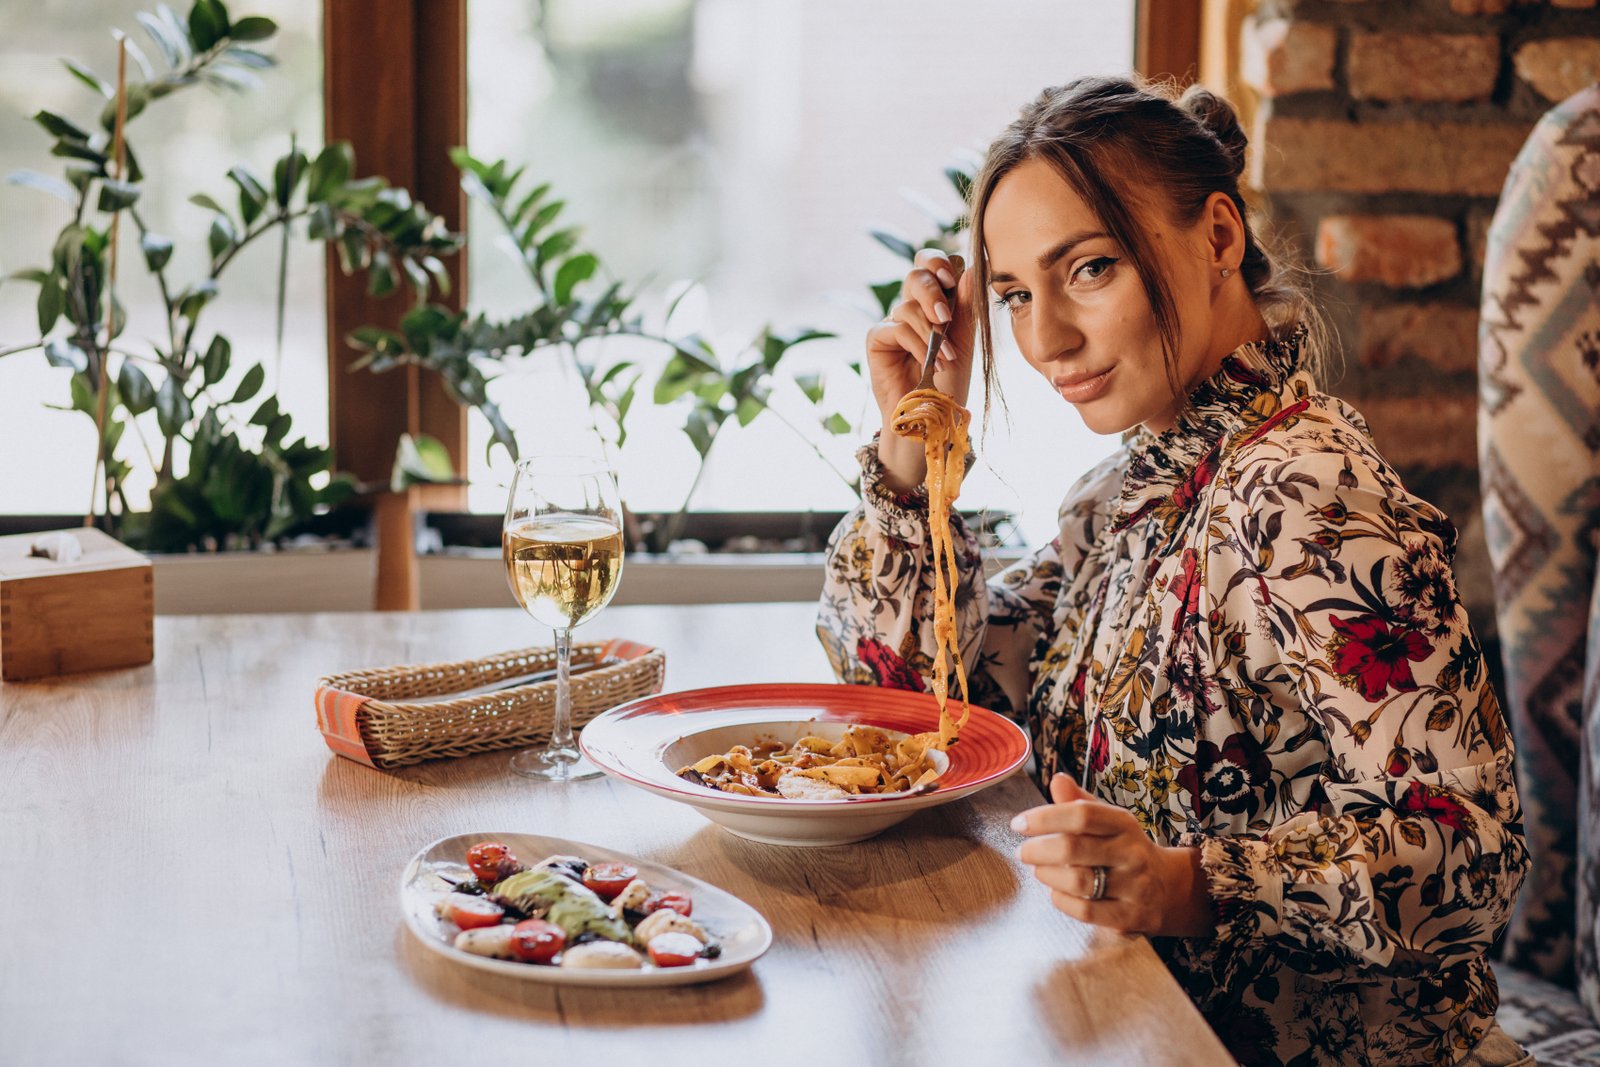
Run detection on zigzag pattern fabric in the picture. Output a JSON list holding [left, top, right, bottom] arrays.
[[1479, 83, 1600, 1001]]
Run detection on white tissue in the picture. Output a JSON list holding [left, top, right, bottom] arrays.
[[28, 532, 84, 564]]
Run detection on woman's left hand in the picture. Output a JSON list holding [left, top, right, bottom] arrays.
[[1012, 775, 1216, 938]]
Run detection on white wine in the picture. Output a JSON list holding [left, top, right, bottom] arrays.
[[503, 514, 624, 629]]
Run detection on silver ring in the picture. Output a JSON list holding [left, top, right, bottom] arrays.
[[1090, 865, 1109, 901]]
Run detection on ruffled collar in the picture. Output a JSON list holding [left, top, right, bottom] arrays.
[[1112, 326, 1307, 530]]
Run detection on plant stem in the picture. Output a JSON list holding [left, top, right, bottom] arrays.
[[664, 424, 718, 551], [761, 403, 861, 495], [0, 341, 43, 360]]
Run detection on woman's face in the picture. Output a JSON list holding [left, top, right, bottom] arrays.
[[983, 157, 1220, 436]]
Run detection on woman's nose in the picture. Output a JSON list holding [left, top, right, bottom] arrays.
[[1025, 299, 1083, 365]]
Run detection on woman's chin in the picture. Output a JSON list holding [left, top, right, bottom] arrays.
[[1071, 400, 1138, 437]]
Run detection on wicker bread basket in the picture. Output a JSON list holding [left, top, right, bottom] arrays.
[[314, 638, 665, 769]]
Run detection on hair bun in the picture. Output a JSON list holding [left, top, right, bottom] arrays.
[[1177, 85, 1247, 179]]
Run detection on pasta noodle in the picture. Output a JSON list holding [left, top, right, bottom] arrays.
[[891, 386, 972, 749], [677, 726, 941, 798]]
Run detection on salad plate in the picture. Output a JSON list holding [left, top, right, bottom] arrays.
[[400, 831, 772, 986]]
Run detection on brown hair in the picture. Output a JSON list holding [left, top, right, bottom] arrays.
[[967, 75, 1325, 415]]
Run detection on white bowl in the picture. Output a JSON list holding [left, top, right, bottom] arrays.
[[580, 683, 1031, 847]]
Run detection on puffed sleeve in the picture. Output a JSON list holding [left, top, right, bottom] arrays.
[[1189, 441, 1528, 984], [816, 437, 1121, 726]]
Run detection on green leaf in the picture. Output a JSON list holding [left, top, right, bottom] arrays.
[[189, 192, 228, 215], [61, 59, 112, 98], [250, 395, 279, 426], [98, 83, 150, 130], [188, 0, 230, 52], [231, 363, 265, 404], [96, 178, 141, 212], [305, 142, 352, 203], [177, 280, 218, 322], [227, 165, 269, 226], [272, 148, 307, 208], [794, 371, 825, 404], [36, 280, 63, 334], [822, 413, 852, 435], [945, 165, 974, 202], [154, 373, 192, 436], [536, 227, 578, 264], [390, 433, 460, 491], [734, 393, 766, 427], [684, 408, 717, 458], [511, 181, 551, 225], [871, 280, 902, 317], [141, 232, 174, 272], [6, 170, 78, 204], [117, 361, 156, 414], [9, 268, 52, 284], [525, 198, 565, 238], [202, 335, 231, 384], [336, 229, 369, 273], [367, 251, 397, 298], [229, 15, 277, 41], [871, 229, 918, 262], [44, 339, 88, 373], [553, 252, 597, 305], [33, 110, 90, 142], [208, 213, 237, 260]]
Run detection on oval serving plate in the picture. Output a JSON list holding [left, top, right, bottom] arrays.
[[400, 831, 772, 987]]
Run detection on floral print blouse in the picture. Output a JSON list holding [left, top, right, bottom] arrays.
[[817, 331, 1527, 1067]]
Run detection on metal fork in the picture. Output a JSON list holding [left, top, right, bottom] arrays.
[[914, 284, 956, 391]]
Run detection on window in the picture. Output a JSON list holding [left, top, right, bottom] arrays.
[[0, 0, 323, 514], [465, 0, 1134, 546]]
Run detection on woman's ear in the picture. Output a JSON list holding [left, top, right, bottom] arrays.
[[1204, 190, 1247, 275]]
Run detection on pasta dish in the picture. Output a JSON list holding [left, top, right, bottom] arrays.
[[677, 725, 941, 799]]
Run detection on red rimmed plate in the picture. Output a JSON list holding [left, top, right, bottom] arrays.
[[580, 683, 1031, 846]]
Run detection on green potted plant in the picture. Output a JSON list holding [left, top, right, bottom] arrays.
[[0, 0, 458, 611]]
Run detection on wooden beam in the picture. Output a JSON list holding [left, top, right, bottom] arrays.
[[1137, 0, 1203, 87], [324, 0, 468, 610]]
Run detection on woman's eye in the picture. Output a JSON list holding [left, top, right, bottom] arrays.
[[993, 290, 1030, 313], [1073, 256, 1118, 283]]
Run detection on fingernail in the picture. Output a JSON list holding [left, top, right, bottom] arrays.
[[936, 268, 956, 288], [934, 302, 951, 324], [939, 342, 954, 363], [1010, 813, 1027, 833]]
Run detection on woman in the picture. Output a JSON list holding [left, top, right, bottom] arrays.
[[817, 76, 1528, 1066]]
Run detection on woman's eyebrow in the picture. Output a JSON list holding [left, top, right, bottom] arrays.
[[990, 230, 1110, 284]]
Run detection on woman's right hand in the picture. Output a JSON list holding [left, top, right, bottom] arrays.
[[865, 248, 977, 495]]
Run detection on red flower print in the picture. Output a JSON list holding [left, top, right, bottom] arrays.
[[1086, 718, 1110, 776], [1169, 448, 1219, 515], [855, 637, 924, 692], [1328, 614, 1433, 702], [1069, 662, 1089, 706], [1170, 547, 1203, 635], [1176, 731, 1272, 819], [1399, 782, 1475, 836]]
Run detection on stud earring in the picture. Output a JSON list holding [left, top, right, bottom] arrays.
[[1220, 267, 1233, 279]]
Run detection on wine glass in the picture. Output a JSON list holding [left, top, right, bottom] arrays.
[[502, 455, 625, 780]]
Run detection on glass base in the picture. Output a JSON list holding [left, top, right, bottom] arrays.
[[509, 745, 604, 781]]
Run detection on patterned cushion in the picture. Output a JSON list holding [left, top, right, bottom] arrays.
[[1496, 965, 1600, 1065], [1479, 83, 1600, 996]]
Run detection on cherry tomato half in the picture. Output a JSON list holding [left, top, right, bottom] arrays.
[[466, 841, 523, 885], [647, 891, 693, 917], [646, 931, 703, 968], [511, 918, 566, 965], [582, 862, 638, 902], [441, 893, 505, 930]]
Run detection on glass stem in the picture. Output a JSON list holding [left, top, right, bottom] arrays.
[[549, 626, 575, 754]]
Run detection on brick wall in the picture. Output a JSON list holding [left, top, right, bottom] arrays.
[[1238, 0, 1600, 634]]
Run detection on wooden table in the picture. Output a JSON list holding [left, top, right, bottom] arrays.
[[0, 603, 1233, 1067]]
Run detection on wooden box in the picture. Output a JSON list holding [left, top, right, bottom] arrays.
[[0, 528, 154, 681]]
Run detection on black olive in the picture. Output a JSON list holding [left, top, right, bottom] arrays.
[[699, 942, 722, 959], [622, 907, 649, 926]]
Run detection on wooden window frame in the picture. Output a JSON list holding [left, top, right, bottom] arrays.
[[323, 1, 1199, 609]]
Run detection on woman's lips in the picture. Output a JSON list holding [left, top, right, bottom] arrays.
[[1054, 367, 1113, 403]]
